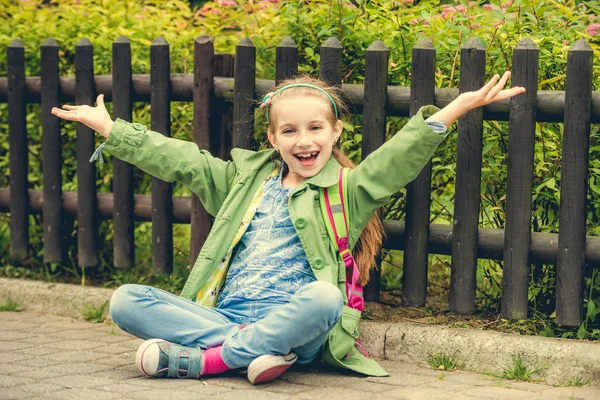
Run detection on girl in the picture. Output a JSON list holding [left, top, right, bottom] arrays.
[[52, 73, 524, 384]]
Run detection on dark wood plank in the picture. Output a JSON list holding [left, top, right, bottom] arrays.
[[233, 38, 256, 150], [361, 40, 389, 302], [213, 54, 234, 161], [190, 35, 214, 268], [319, 37, 343, 87], [275, 36, 298, 85], [402, 38, 436, 307], [75, 38, 97, 267], [501, 38, 539, 320], [150, 37, 173, 274], [449, 38, 486, 314], [112, 35, 135, 269], [41, 38, 63, 264], [7, 39, 28, 261], [557, 40, 594, 326]]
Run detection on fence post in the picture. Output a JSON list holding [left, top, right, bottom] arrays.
[[362, 40, 389, 302], [276, 36, 298, 84], [320, 37, 342, 87], [191, 35, 214, 268], [112, 35, 135, 269], [213, 53, 234, 161], [233, 38, 255, 150], [8, 39, 28, 261], [502, 38, 539, 320], [449, 38, 486, 314], [557, 40, 594, 326], [41, 38, 63, 264], [402, 38, 436, 307], [75, 38, 97, 268], [150, 37, 173, 274]]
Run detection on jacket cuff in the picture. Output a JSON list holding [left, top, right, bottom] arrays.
[[104, 118, 147, 152]]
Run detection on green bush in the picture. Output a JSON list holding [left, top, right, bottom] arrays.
[[1, 0, 600, 335]]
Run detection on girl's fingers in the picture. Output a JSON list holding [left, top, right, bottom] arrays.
[[62, 104, 79, 110], [96, 94, 105, 108]]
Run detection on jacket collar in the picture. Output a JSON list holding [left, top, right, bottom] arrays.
[[230, 147, 342, 188]]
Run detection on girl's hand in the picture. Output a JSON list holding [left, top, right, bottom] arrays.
[[426, 71, 526, 128], [51, 94, 114, 138], [458, 71, 526, 111]]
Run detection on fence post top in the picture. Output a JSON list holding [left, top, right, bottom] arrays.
[[367, 40, 388, 52], [321, 37, 341, 48], [152, 37, 169, 46], [41, 38, 59, 48], [236, 37, 255, 47], [277, 36, 297, 48], [114, 35, 130, 44], [515, 37, 537, 50], [76, 38, 92, 47], [8, 39, 24, 48], [569, 39, 592, 52], [461, 37, 485, 50], [195, 35, 213, 44], [413, 38, 434, 50]]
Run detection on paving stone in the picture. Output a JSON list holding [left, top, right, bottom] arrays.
[[44, 388, 122, 399], [37, 375, 118, 390], [297, 387, 390, 400], [0, 375, 35, 388], [346, 380, 407, 393], [464, 385, 541, 399], [0, 387, 39, 400], [0, 321, 38, 331], [382, 386, 475, 400], [540, 385, 600, 399], [38, 339, 106, 351], [210, 388, 293, 399], [127, 386, 229, 399], [44, 329, 111, 340], [284, 370, 366, 387], [365, 372, 438, 387]]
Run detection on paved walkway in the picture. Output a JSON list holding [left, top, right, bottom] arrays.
[[1, 311, 599, 399]]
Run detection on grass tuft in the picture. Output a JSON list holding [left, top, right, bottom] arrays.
[[0, 298, 21, 312], [499, 354, 547, 381], [427, 352, 461, 371], [79, 301, 109, 323]]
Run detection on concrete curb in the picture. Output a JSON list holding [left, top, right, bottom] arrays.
[[2, 277, 599, 385]]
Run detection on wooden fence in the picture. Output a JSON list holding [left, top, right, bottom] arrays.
[[1, 35, 599, 326]]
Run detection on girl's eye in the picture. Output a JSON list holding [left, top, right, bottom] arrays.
[[282, 129, 294, 134], [310, 126, 322, 131]]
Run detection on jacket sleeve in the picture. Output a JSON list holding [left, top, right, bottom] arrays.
[[102, 119, 237, 217], [347, 105, 447, 237]]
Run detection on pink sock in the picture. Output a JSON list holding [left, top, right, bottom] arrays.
[[201, 346, 230, 375]]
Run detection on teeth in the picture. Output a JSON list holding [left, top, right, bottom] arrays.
[[296, 152, 318, 158]]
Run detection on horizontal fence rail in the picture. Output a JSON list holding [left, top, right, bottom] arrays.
[[1, 35, 597, 326], [1, 75, 600, 123]]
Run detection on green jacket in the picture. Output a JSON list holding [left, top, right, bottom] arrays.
[[103, 105, 446, 377]]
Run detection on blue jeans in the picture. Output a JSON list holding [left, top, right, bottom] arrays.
[[109, 280, 343, 369]]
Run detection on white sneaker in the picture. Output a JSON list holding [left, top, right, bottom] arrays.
[[247, 352, 298, 384]]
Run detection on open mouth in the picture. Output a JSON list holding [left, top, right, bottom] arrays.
[[294, 151, 319, 166]]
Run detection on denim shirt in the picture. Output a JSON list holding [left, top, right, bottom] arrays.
[[216, 169, 316, 309]]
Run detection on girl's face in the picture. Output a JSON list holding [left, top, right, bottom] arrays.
[[268, 95, 343, 188]]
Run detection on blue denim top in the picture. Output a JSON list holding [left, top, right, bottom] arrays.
[[216, 169, 317, 309]]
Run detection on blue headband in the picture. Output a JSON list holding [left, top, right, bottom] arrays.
[[263, 83, 339, 121]]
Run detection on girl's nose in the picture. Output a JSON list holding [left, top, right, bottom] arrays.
[[297, 131, 313, 147]]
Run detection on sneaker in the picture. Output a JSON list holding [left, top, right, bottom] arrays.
[[247, 353, 298, 384], [136, 338, 204, 379]]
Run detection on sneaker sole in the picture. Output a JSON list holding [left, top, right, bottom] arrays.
[[248, 353, 298, 385], [136, 338, 165, 377]]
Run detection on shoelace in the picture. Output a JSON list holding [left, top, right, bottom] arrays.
[[89, 142, 106, 163]]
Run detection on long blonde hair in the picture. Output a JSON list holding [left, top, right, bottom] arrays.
[[266, 76, 383, 286]]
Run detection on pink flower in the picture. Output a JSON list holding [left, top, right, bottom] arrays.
[[210, 8, 222, 14], [402, 0, 414, 4], [501, 2, 510, 8], [135, 14, 145, 19], [441, 7, 456, 19], [409, 18, 419, 25], [456, 4, 466, 12], [219, 0, 237, 6], [586, 23, 600, 36], [472, 23, 481, 29], [343, 1, 357, 7], [563, 40, 568, 45], [482, 4, 499, 10], [423, 20, 430, 26], [492, 20, 504, 26], [578, 3, 585, 6]]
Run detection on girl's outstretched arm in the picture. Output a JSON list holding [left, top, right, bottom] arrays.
[[51, 94, 114, 137], [426, 71, 525, 127]]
